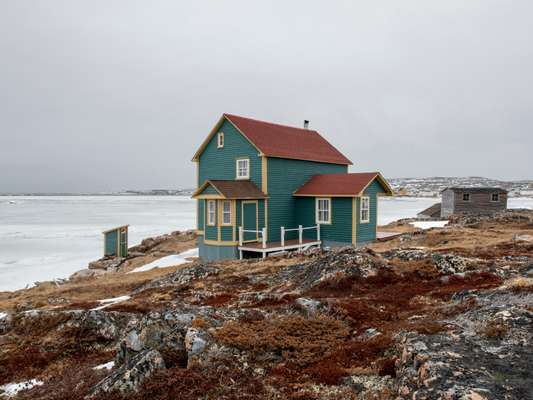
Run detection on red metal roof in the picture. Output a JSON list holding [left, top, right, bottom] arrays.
[[224, 114, 352, 165], [294, 173, 393, 196]]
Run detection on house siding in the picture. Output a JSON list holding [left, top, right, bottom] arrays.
[[441, 189, 508, 218], [267, 158, 347, 241], [356, 180, 386, 244], [198, 119, 262, 188], [198, 200, 205, 232], [295, 197, 352, 244], [441, 190, 455, 218], [198, 236, 238, 261]]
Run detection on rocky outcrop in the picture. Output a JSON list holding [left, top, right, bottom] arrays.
[[134, 264, 220, 294], [394, 291, 533, 399], [87, 349, 166, 397]]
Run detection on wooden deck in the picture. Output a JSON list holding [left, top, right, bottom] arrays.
[[238, 238, 321, 258]]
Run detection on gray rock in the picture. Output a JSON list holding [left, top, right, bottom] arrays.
[[295, 297, 322, 316], [185, 328, 207, 356], [69, 268, 106, 280], [87, 349, 165, 397]]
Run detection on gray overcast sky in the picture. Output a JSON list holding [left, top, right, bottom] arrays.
[[1, 1, 532, 192]]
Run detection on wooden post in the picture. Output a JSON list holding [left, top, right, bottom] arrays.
[[298, 225, 303, 245], [238, 226, 243, 246], [281, 226, 285, 248], [262, 227, 267, 249], [317, 224, 321, 241]]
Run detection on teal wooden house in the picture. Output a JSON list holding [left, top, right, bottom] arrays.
[[192, 114, 393, 261]]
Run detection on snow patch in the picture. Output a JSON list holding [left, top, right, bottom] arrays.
[[410, 220, 449, 230], [0, 379, 43, 397], [128, 248, 198, 274], [93, 361, 115, 370], [0, 312, 7, 320], [91, 295, 131, 311]]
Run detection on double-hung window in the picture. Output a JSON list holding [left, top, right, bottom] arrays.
[[360, 197, 370, 223], [222, 201, 232, 225], [236, 158, 250, 179], [316, 198, 331, 224], [207, 200, 216, 226]]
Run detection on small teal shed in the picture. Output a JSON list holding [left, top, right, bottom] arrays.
[[103, 225, 129, 258]]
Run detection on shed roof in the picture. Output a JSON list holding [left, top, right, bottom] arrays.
[[442, 187, 508, 194], [192, 180, 268, 199], [293, 172, 393, 197], [417, 203, 442, 218], [192, 114, 352, 165]]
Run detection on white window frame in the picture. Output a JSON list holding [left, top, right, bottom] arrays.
[[360, 196, 370, 223], [491, 193, 500, 202], [222, 200, 232, 225], [462, 193, 471, 202], [236, 158, 250, 180], [316, 198, 331, 224], [217, 132, 224, 148], [207, 200, 216, 226]]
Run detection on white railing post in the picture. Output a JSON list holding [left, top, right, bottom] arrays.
[[316, 224, 321, 241], [262, 227, 267, 249], [238, 226, 243, 246], [281, 226, 285, 248], [298, 225, 303, 245]]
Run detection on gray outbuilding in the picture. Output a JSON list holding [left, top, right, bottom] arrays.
[[440, 187, 508, 218]]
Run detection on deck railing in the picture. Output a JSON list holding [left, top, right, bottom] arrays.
[[281, 224, 320, 248], [238, 227, 267, 248], [238, 224, 321, 250]]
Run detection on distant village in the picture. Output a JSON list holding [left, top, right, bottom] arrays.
[[389, 176, 533, 198]]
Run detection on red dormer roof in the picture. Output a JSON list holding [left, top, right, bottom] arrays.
[[192, 114, 352, 165], [294, 172, 393, 197]]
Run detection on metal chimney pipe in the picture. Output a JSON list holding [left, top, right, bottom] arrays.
[[303, 120, 309, 129]]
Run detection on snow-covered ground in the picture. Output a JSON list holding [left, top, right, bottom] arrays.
[[410, 220, 449, 229], [1, 195, 532, 292], [128, 248, 199, 273], [0, 379, 43, 397], [91, 295, 131, 311]]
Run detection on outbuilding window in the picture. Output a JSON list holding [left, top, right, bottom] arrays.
[[491, 193, 500, 202], [217, 132, 224, 148], [222, 201, 232, 225], [360, 196, 370, 223], [236, 158, 250, 180], [316, 198, 331, 224], [207, 200, 216, 226], [463, 193, 471, 202]]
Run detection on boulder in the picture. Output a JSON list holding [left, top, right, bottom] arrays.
[[87, 349, 165, 397]]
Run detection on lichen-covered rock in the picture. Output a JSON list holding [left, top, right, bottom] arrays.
[[394, 291, 533, 400], [87, 349, 165, 397], [134, 264, 220, 293]]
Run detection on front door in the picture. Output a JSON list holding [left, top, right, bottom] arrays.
[[242, 201, 258, 242]]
